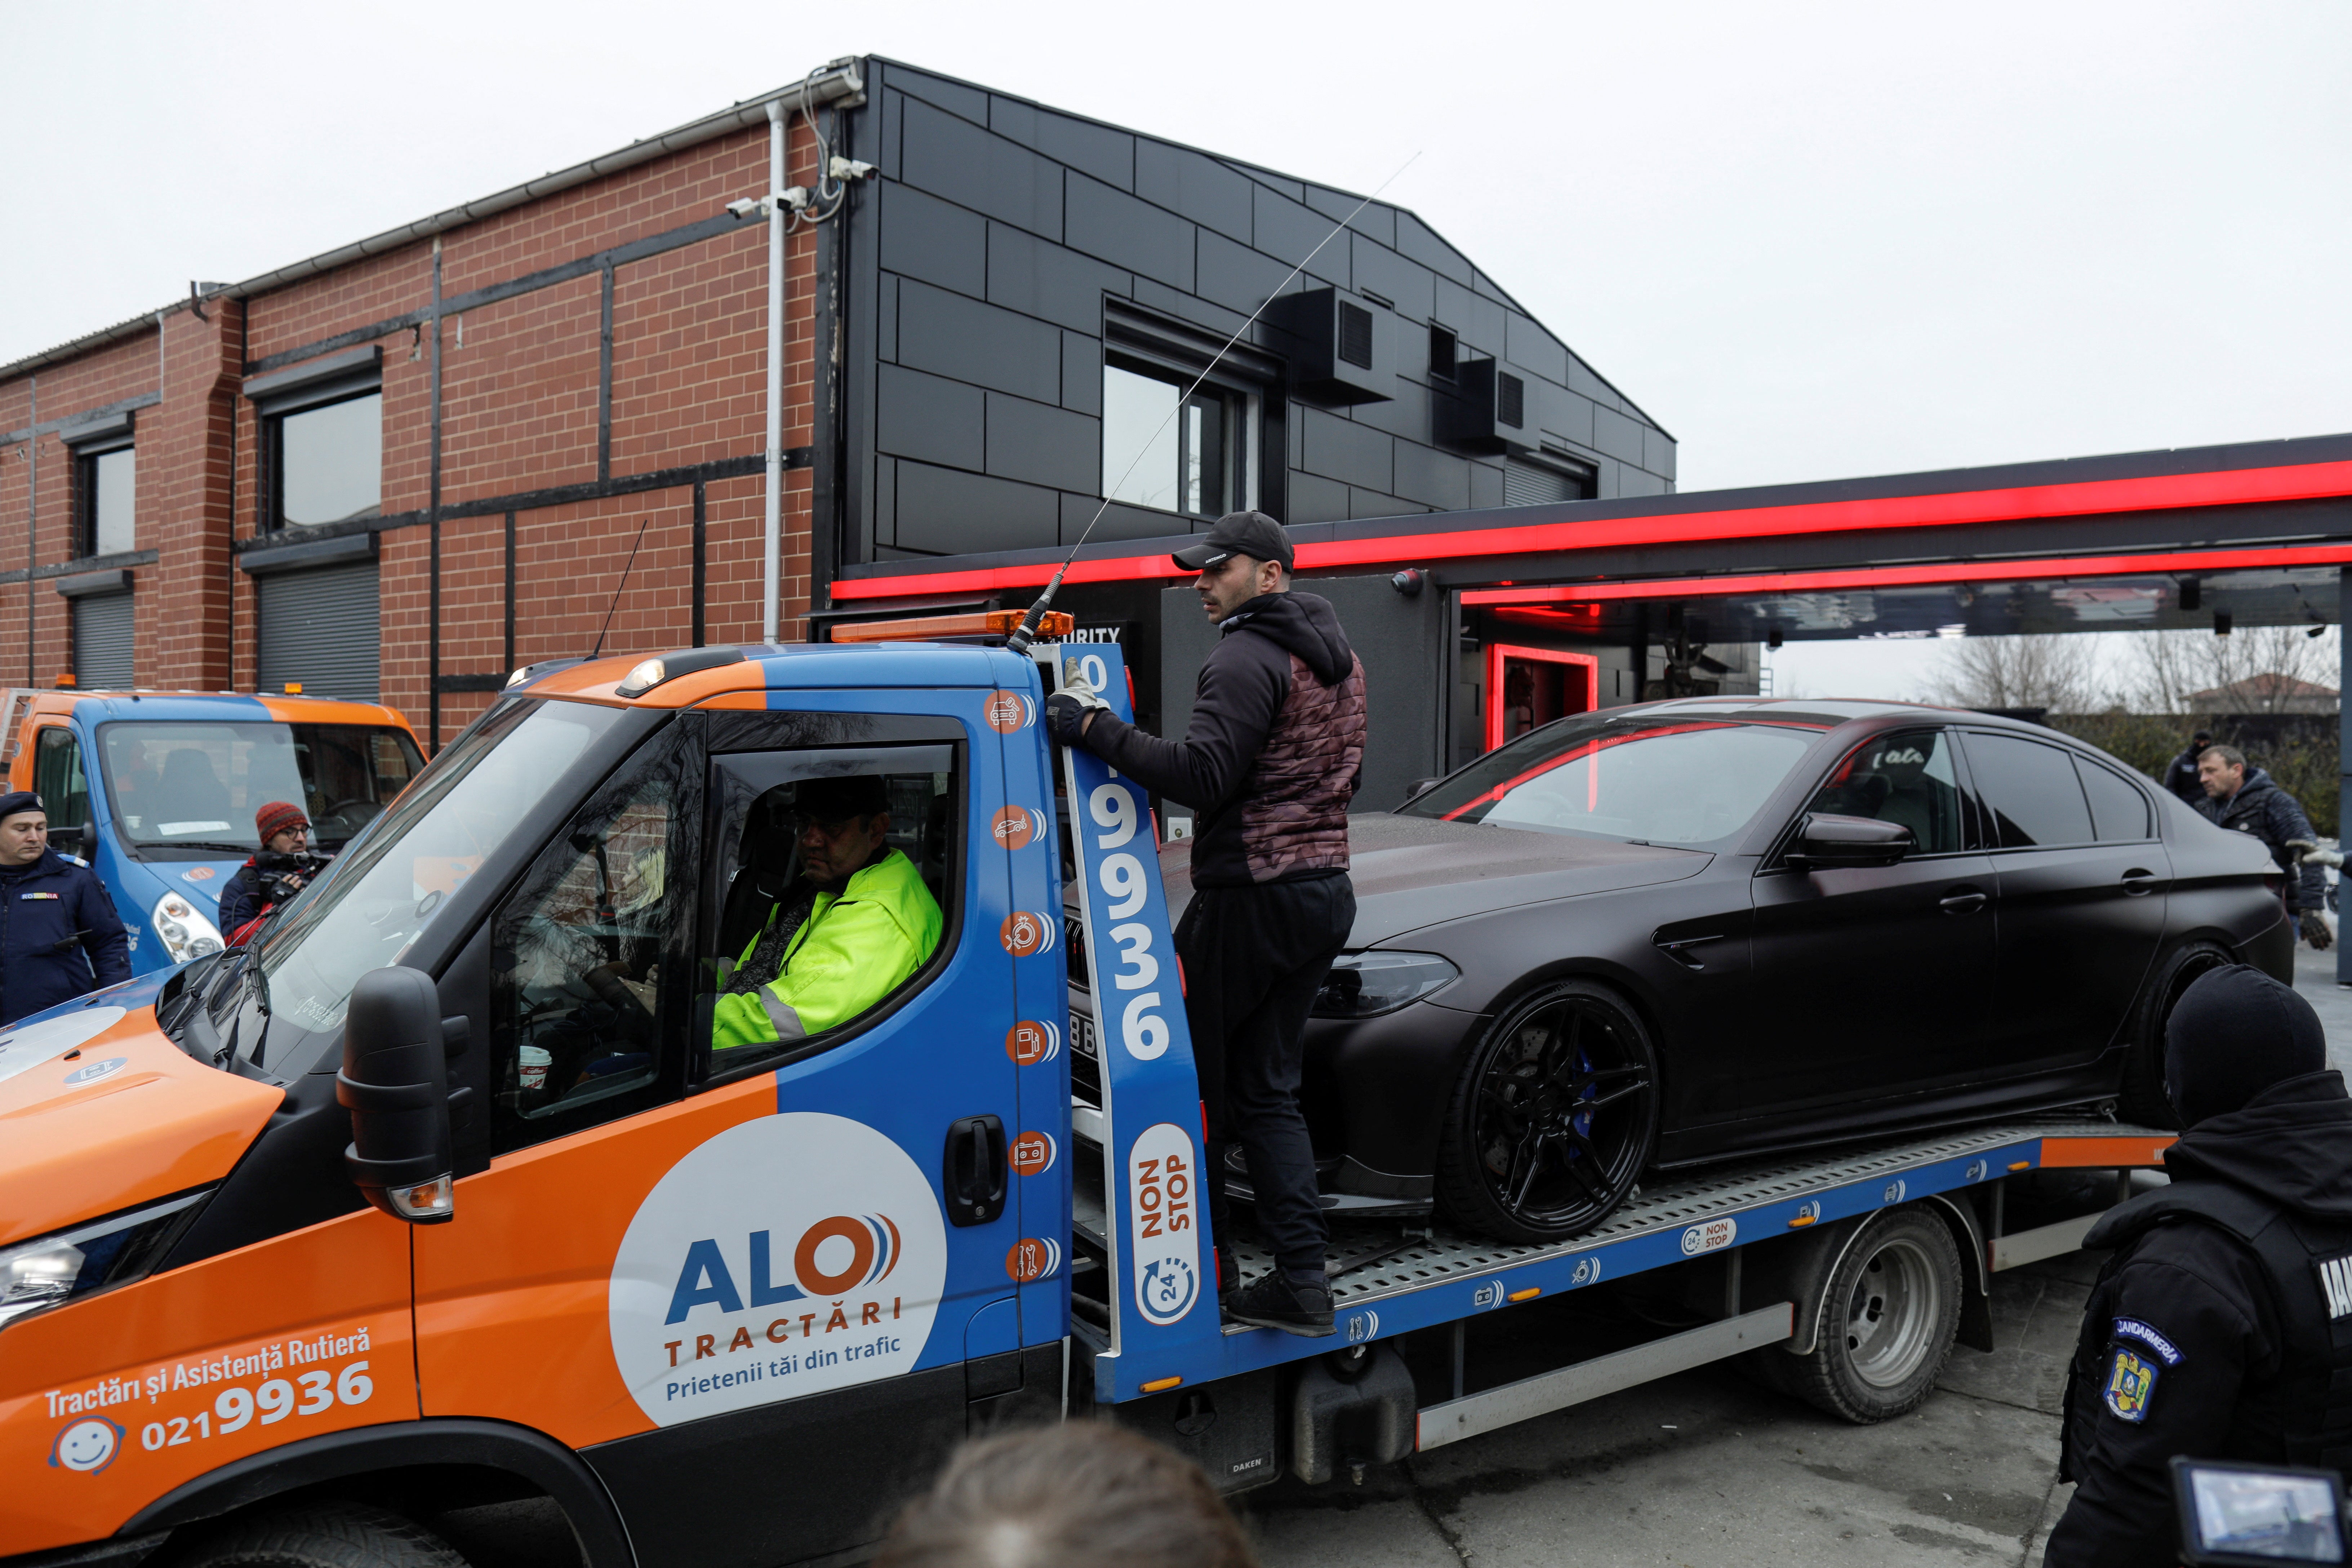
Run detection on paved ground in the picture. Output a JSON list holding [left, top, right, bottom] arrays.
[[1241, 940, 2352, 1568]]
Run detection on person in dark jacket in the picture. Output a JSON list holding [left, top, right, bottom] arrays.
[[2161, 730, 2211, 805], [2197, 746, 2331, 949], [2044, 965, 2352, 1568], [217, 801, 330, 945], [1046, 510, 1367, 1337], [0, 791, 131, 1026]]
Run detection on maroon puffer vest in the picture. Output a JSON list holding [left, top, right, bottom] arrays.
[[1237, 651, 1366, 882]]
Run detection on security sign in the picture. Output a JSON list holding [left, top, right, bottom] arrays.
[[608, 1113, 946, 1425]]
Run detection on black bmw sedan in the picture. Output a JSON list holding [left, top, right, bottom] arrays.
[[1162, 698, 2293, 1245]]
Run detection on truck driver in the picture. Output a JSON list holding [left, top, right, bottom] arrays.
[[710, 775, 942, 1050]]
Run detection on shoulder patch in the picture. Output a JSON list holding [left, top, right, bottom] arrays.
[[2315, 1253, 2352, 1320], [18, 891, 58, 900], [2113, 1317, 2184, 1366], [2104, 1346, 2160, 1423]]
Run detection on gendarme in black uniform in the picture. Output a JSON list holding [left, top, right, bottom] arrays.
[[2045, 965, 2352, 1568], [0, 791, 131, 1026]]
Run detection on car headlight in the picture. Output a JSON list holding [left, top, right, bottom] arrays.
[[1312, 951, 1460, 1018], [0, 1191, 209, 1331], [154, 894, 224, 962]]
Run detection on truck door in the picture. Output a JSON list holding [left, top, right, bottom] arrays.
[[414, 699, 1022, 1568]]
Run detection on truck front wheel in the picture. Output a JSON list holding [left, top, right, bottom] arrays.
[[172, 1503, 473, 1568]]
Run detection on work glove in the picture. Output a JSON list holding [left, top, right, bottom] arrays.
[[2291, 839, 2347, 869], [1044, 663, 1111, 747], [2309, 918, 2335, 952]]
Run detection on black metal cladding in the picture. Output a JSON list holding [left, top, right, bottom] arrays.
[[837, 58, 1675, 573]]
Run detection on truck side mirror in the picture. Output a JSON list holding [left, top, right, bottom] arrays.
[[338, 966, 455, 1224], [46, 824, 85, 851], [1787, 812, 1914, 870]]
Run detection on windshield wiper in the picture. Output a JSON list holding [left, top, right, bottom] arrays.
[[139, 841, 257, 856]]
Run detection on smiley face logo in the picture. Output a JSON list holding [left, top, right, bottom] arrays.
[[1004, 1020, 1062, 1065], [983, 692, 1035, 734], [1000, 911, 1059, 958], [991, 805, 1047, 851], [50, 1417, 122, 1474]]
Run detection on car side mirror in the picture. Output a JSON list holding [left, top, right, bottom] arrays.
[[46, 824, 85, 850], [338, 966, 455, 1224], [1789, 812, 1913, 869], [1403, 777, 1443, 804]]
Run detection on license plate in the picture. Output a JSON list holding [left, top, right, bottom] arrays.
[[1069, 1007, 1098, 1061]]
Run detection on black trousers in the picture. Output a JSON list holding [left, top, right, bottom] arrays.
[[1175, 871, 1355, 1276]]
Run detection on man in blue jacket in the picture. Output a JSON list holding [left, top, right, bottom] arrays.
[[2197, 746, 2332, 949], [0, 791, 131, 1025]]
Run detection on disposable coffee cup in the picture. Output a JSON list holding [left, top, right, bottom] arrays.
[[519, 1045, 551, 1091]]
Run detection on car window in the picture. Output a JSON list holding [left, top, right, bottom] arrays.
[[1802, 729, 1965, 854], [490, 721, 697, 1154], [2075, 758, 2153, 842], [32, 728, 89, 834], [699, 742, 959, 1079], [1402, 715, 1827, 845], [1964, 733, 2095, 848]]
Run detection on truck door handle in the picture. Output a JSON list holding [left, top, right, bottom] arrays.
[[2121, 869, 2159, 896], [943, 1114, 1007, 1228], [1938, 888, 1988, 915]]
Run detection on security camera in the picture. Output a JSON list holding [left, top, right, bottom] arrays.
[[1390, 568, 1425, 596], [725, 197, 764, 220]]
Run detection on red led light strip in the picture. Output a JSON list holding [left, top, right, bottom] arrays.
[[1484, 644, 1600, 753], [828, 460, 2352, 603], [1457, 541, 2352, 607]]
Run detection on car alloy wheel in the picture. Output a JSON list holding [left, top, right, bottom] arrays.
[[1437, 980, 1659, 1243]]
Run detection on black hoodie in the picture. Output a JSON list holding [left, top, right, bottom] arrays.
[[1080, 591, 1367, 887], [2045, 1072, 2352, 1568]]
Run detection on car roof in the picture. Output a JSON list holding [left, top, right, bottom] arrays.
[[514, 641, 1020, 708], [36, 691, 415, 730], [1628, 696, 2058, 734]]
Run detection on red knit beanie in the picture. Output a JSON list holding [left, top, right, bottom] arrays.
[[255, 801, 309, 843]]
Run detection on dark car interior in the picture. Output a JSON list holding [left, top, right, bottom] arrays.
[[713, 773, 954, 969], [1805, 730, 1966, 854]]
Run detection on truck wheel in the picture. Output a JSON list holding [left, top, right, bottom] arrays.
[[2117, 940, 2231, 1128], [172, 1504, 472, 1568], [1775, 1208, 1961, 1424], [1436, 979, 1659, 1244]]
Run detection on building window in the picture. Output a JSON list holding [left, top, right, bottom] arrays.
[[270, 389, 383, 529], [1429, 325, 1458, 383], [1102, 360, 1254, 519], [76, 440, 135, 558]]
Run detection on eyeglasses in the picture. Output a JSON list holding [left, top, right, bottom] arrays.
[[790, 811, 868, 837]]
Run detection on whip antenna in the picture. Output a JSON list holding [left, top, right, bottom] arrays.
[[1007, 151, 1422, 653]]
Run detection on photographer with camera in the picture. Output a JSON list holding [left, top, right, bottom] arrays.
[[218, 801, 331, 947]]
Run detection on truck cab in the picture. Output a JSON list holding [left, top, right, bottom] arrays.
[[0, 690, 424, 970]]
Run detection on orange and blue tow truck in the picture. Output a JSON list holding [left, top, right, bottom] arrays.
[[0, 625, 2173, 1568]]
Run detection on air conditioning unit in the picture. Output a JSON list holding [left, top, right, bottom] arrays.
[[1435, 356, 1531, 454], [1267, 286, 1393, 405]]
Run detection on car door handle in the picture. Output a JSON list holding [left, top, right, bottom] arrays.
[[1938, 888, 1988, 915], [2121, 869, 2160, 896], [943, 1114, 1007, 1228]]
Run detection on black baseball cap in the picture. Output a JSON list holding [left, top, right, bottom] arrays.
[[1172, 511, 1294, 573]]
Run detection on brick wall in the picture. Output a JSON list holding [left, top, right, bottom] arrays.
[[5, 110, 824, 749]]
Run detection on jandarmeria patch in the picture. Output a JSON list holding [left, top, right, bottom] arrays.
[[2315, 1253, 2352, 1320], [2113, 1317, 2183, 1366]]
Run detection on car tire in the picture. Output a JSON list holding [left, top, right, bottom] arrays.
[[1771, 1206, 1962, 1424], [169, 1504, 473, 1568], [1435, 978, 1659, 1244], [2117, 940, 2233, 1128]]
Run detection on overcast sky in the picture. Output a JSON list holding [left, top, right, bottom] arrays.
[[5, 1, 2346, 696]]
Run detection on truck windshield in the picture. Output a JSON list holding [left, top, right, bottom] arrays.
[[1400, 714, 1826, 845], [255, 699, 622, 1034], [96, 721, 426, 856]]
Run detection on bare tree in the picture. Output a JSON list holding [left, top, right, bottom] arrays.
[[2119, 626, 2340, 713], [1922, 634, 2103, 712]]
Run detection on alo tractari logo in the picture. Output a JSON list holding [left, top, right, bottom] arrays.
[[1000, 911, 1058, 957], [609, 1114, 946, 1426], [983, 692, 1035, 734]]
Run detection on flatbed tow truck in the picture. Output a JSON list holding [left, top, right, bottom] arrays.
[[0, 630, 2175, 1568]]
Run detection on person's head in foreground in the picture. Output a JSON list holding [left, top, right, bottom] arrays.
[[874, 1423, 1259, 1568], [2165, 963, 2328, 1128]]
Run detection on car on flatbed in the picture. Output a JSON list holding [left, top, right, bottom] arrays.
[[1105, 699, 2287, 1243]]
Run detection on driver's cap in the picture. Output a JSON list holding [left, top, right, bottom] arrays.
[[1172, 510, 1294, 573]]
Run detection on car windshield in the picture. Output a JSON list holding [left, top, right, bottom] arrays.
[[255, 698, 623, 1034], [97, 721, 425, 855], [1402, 714, 1826, 845]]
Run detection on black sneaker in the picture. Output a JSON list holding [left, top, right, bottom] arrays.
[[1215, 1245, 1238, 1303], [1226, 1270, 1335, 1337]]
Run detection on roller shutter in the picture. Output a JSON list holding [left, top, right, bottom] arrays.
[[1503, 460, 1573, 507], [258, 561, 379, 700], [73, 593, 134, 689]]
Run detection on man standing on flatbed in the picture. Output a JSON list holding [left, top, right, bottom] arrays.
[[1046, 510, 1367, 1338]]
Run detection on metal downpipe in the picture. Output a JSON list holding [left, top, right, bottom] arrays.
[[762, 98, 785, 644]]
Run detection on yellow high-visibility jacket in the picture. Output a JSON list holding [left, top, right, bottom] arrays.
[[711, 848, 942, 1050]]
